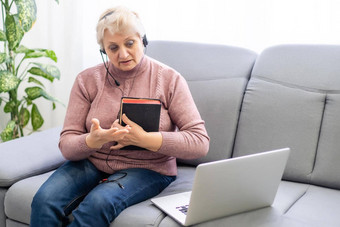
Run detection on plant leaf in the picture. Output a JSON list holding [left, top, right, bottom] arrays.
[[15, 45, 33, 54], [0, 71, 20, 93], [0, 30, 6, 41], [0, 53, 7, 64], [5, 14, 24, 50], [4, 100, 16, 113], [28, 76, 45, 87], [19, 107, 30, 127], [28, 63, 60, 82], [25, 86, 43, 100], [31, 104, 44, 131], [24, 49, 58, 62], [45, 50, 58, 62], [25, 51, 45, 58], [15, 0, 37, 32], [25, 86, 59, 103], [0, 120, 16, 142], [25, 97, 32, 105]]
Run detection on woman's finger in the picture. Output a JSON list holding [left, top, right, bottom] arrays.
[[90, 118, 102, 133], [122, 114, 134, 126]]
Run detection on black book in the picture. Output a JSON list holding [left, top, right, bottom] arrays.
[[118, 97, 161, 150]]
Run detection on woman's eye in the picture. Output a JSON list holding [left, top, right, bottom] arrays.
[[109, 45, 118, 52], [126, 40, 134, 47]]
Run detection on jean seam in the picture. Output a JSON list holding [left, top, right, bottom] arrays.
[[63, 193, 88, 215]]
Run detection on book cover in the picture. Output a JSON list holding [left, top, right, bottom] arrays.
[[118, 97, 161, 150]]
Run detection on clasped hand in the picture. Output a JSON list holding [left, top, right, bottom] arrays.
[[85, 114, 147, 150]]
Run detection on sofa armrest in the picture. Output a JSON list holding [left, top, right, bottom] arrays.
[[0, 127, 65, 187]]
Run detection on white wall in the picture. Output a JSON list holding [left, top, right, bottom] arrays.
[[1, 0, 340, 132]]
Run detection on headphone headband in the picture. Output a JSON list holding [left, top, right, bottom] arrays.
[[100, 11, 115, 21]]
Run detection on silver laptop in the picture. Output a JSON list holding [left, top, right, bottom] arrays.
[[151, 148, 290, 226]]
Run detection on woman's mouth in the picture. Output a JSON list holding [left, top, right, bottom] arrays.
[[120, 59, 132, 65]]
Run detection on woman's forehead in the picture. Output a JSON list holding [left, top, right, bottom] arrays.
[[103, 31, 139, 43]]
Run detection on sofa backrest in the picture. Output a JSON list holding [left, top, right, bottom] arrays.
[[0, 126, 64, 187], [233, 45, 340, 189], [147, 41, 257, 165]]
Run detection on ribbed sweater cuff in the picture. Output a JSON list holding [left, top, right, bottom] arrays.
[[159, 131, 177, 153], [78, 133, 98, 153]]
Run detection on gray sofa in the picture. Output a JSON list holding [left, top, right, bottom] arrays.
[[1, 41, 340, 227]]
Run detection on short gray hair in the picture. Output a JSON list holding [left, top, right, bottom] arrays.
[[96, 6, 146, 50]]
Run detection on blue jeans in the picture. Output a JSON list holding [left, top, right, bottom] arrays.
[[30, 159, 176, 227]]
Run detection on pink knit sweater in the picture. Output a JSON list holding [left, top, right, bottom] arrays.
[[59, 56, 209, 176]]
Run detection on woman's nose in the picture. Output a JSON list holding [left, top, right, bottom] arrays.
[[118, 47, 129, 59]]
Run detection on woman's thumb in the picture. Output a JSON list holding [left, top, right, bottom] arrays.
[[91, 118, 101, 130]]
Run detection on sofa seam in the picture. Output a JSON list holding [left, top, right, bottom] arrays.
[[186, 76, 248, 82], [252, 76, 340, 94], [230, 62, 256, 158], [230, 76, 252, 158], [309, 94, 328, 179], [150, 211, 166, 227], [283, 184, 311, 215]]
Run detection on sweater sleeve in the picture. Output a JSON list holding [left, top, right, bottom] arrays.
[[58, 73, 98, 160], [158, 72, 210, 159]]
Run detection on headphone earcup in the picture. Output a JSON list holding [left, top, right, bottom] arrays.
[[143, 35, 148, 47]]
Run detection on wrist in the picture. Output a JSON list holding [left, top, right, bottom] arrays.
[[85, 134, 102, 149], [142, 132, 162, 152]]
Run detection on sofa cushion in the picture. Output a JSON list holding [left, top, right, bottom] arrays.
[[248, 45, 340, 91], [111, 165, 196, 226], [283, 184, 340, 227], [187, 78, 249, 165], [6, 219, 28, 227], [158, 208, 312, 227], [233, 45, 340, 188], [233, 77, 325, 183], [158, 181, 340, 227], [157, 181, 314, 227], [0, 188, 6, 227], [4, 171, 53, 225], [0, 127, 65, 187], [147, 41, 257, 165], [5, 166, 194, 227], [311, 94, 340, 189]]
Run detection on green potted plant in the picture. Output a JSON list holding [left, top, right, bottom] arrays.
[[0, 0, 60, 142]]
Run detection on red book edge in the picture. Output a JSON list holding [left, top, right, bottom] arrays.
[[121, 98, 161, 105]]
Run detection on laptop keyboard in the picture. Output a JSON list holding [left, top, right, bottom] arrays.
[[176, 204, 189, 215]]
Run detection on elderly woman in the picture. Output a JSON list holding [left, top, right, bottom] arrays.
[[30, 6, 209, 227]]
